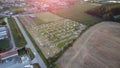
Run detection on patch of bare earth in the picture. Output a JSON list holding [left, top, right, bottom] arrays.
[[57, 22, 120, 68]]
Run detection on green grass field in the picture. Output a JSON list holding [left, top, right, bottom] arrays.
[[51, 2, 103, 26], [8, 17, 27, 48]]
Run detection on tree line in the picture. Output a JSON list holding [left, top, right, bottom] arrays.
[[86, 3, 120, 22]]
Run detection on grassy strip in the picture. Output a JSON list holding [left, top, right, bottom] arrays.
[[8, 17, 27, 48], [26, 48, 35, 60], [17, 18, 50, 67], [33, 63, 41, 68]]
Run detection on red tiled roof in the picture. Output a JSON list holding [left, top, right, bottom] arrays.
[[0, 50, 18, 59]]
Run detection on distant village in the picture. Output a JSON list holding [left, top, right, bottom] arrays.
[[0, 0, 120, 15]]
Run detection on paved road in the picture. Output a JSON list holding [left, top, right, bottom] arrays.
[[13, 16, 47, 68], [4, 18, 16, 50]]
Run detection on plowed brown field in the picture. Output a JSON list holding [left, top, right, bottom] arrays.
[[57, 22, 120, 68]]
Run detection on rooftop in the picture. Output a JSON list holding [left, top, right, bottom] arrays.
[[0, 50, 18, 59], [0, 27, 6, 32]]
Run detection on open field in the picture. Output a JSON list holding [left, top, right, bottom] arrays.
[[51, 2, 102, 26], [57, 22, 120, 68], [18, 12, 86, 58], [34, 12, 63, 24], [8, 17, 27, 48]]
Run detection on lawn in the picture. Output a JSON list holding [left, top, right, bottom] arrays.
[[8, 17, 27, 48], [51, 2, 103, 26], [0, 39, 11, 52]]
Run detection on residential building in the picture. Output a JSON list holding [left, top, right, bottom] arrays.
[[0, 27, 8, 40], [0, 50, 18, 60]]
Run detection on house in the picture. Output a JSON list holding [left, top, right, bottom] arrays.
[[0, 50, 18, 60], [0, 0, 26, 7], [0, 27, 8, 40]]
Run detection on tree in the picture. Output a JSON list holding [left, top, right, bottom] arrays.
[[1, 21, 6, 25]]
